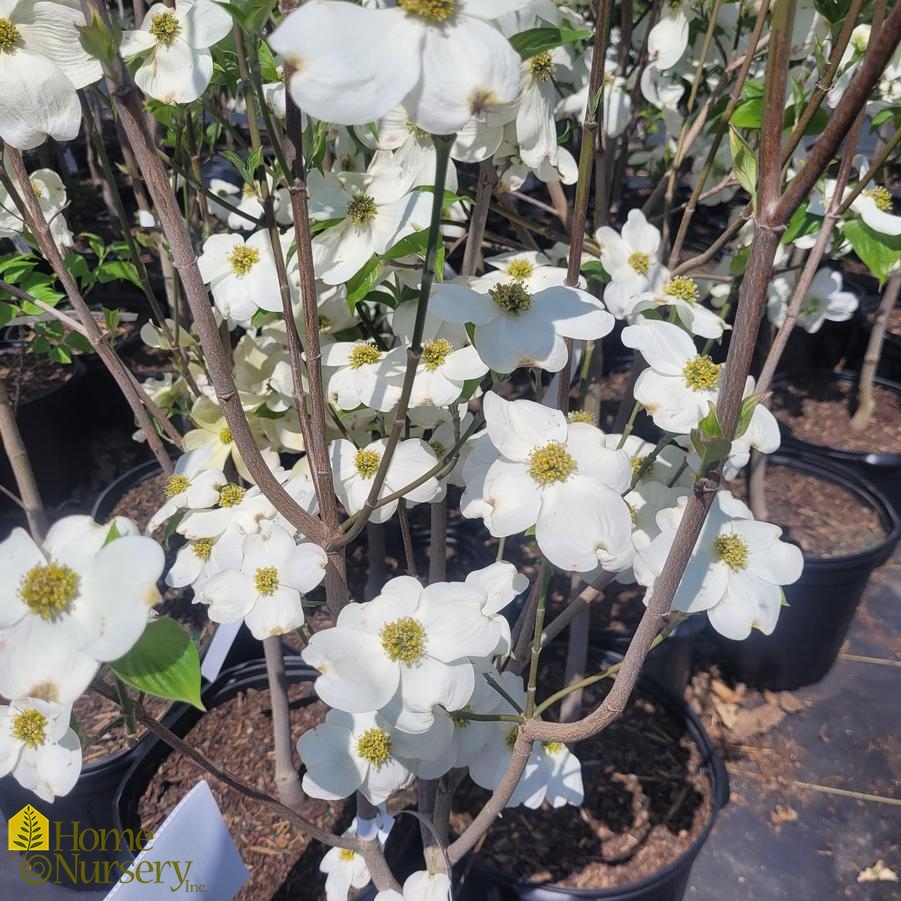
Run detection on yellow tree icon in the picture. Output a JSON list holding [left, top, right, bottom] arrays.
[[8, 806, 49, 851]]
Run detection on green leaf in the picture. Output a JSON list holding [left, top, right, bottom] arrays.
[[729, 125, 758, 202], [382, 229, 430, 261], [782, 205, 823, 245], [345, 256, 382, 309], [508, 26, 591, 60], [0, 302, 16, 327], [97, 260, 143, 289], [871, 106, 901, 129], [580, 260, 610, 283], [842, 218, 901, 284], [735, 394, 761, 440], [730, 98, 762, 129], [103, 306, 120, 333], [111, 617, 205, 710]]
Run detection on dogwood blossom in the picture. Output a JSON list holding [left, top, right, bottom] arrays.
[[634, 491, 803, 640], [0, 0, 101, 149], [767, 268, 859, 334], [0, 166, 73, 249], [198, 525, 327, 639], [0, 517, 164, 704], [270, 0, 521, 134], [121, 0, 232, 104], [625, 276, 728, 340], [0, 698, 81, 802], [374, 870, 452, 901], [430, 279, 613, 373], [298, 709, 416, 804], [621, 319, 723, 434], [462, 393, 633, 572], [330, 438, 441, 524]]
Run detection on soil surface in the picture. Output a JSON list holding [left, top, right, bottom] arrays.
[[137, 680, 348, 901], [771, 373, 901, 455], [108, 471, 168, 534], [452, 677, 713, 890], [74, 688, 171, 765], [741, 461, 886, 557], [0, 347, 79, 405]]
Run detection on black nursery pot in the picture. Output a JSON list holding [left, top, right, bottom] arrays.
[[113, 659, 318, 873], [712, 452, 901, 691], [0, 357, 92, 508], [359, 679, 729, 901], [772, 369, 901, 519]]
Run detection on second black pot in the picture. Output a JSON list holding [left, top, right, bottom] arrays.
[[711, 452, 900, 690]]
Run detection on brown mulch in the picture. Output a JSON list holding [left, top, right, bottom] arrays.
[[0, 347, 79, 405], [770, 373, 901, 455], [137, 681, 347, 901], [744, 460, 886, 557], [452, 675, 712, 890]]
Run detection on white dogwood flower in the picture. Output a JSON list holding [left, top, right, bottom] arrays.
[[308, 165, 431, 285], [462, 393, 633, 572], [595, 209, 666, 318], [199, 525, 327, 639], [0, 166, 73, 249], [430, 279, 613, 373], [374, 871, 452, 901], [299, 709, 415, 805], [322, 342, 407, 413], [270, 0, 521, 134], [0, 698, 81, 802], [635, 491, 803, 640], [767, 268, 859, 334], [121, 0, 232, 104], [319, 829, 372, 901], [198, 230, 290, 326], [625, 276, 728, 340], [0, 0, 102, 149], [0, 517, 164, 705], [330, 438, 441, 524], [621, 319, 723, 434]]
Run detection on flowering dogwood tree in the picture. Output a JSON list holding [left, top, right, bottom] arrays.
[[0, 0, 898, 895]]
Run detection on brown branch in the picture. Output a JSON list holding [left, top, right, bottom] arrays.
[[0, 381, 47, 540]]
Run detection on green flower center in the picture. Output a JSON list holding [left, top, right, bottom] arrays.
[[355, 727, 392, 767], [149, 11, 181, 48], [628, 251, 651, 275], [543, 740, 565, 755], [346, 193, 377, 226], [380, 616, 426, 665], [568, 410, 595, 424], [228, 245, 260, 275], [254, 565, 280, 596], [0, 18, 22, 53], [406, 117, 429, 139], [354, 448, 382, 479], [665, 276, 699, 303], [451, 706, 472, 728], [421, 338, 453, 371], [713, 533, 749, 572], [490, 281, 534, 316], [528, 442, 577, 485], [318, 314, 331, 329], [31, 180, 42, 199], [530, 51, 555, 82], [19, 563, 80, 621], [192, 538, 214, 561], [348, 343, 382, 368], [682, 354, 720, 391], [397, 0, 456, 22], [505, 726, 519, 748], [219, 427, 233, 444], [626, 500, 639, 524], [218, 484, 246, 507], [339, 848, 357, 862], [631, 455, 654, 477], [164, 474, 190, 497], [12, 709, 48, 749], [429, 439, 446, 457], [867, 185, 892, 212], [506, 259, 535, 280]]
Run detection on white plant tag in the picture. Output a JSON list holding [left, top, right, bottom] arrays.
[[104, 780, 247, 900], [200, 620, 244, 683]]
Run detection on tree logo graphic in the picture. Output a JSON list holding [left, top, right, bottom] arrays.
[[8, 805, 49, 851]]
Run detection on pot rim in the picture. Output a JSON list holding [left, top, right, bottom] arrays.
[[92, 456, 175, 523], [766, 449, 901, 567], [771, 369, 901, 467], [468, 671, 730, 899]]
